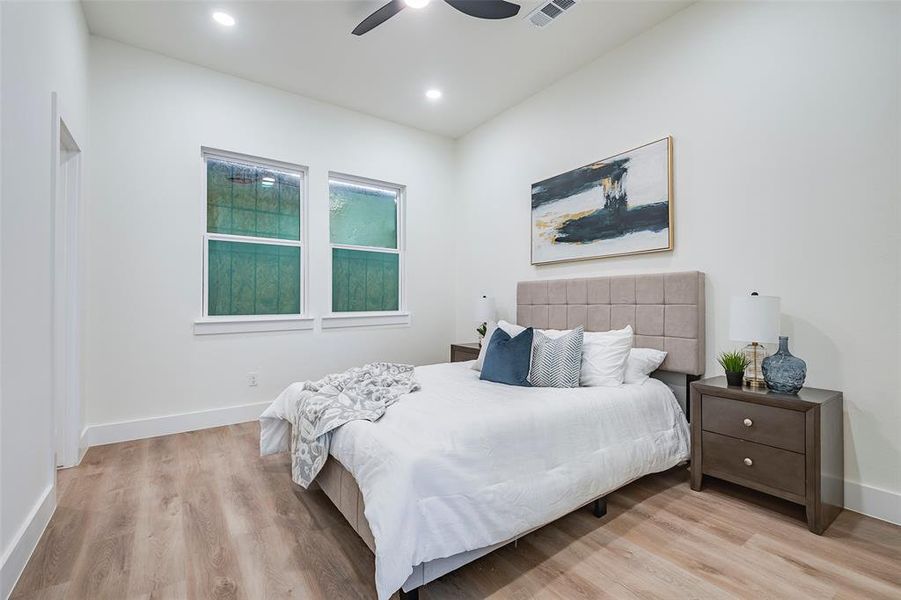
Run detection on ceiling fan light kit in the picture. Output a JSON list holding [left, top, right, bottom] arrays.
[[352, 0, 521, 36]]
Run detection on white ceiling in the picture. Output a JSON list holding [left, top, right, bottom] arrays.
[[81, 0, 690, 138]]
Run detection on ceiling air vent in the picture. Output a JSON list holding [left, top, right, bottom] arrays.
[[527, 0, 577, 28]]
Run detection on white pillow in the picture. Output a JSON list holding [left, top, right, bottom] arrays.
[[471, 320, 525, 371], [498, 319, 526, 336], [623, 348, 667, 384], [580, 325, 634, 387]]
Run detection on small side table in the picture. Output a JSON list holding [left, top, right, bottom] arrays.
[[690, 376, 843, 534], [450, 343, 480, 363]]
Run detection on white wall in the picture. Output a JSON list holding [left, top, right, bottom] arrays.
[[0, 0, 90, 595], [84, 39, 457, 430], [454, 1, 901, 519]]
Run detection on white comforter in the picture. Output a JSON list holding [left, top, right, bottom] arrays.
[[260, 361, 690, 600]]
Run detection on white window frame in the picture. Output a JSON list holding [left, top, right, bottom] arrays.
[[194, 147, 313, 335], [321, 172, 409, 329]]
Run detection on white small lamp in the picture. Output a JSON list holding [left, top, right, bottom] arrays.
[[729, 292, 780, 388], [475, 295, 496, 345]]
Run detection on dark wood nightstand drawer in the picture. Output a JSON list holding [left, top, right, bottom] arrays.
[[702, 395, 805, 453], [450, 343, 480, 363], [702, 431, 806, 497]]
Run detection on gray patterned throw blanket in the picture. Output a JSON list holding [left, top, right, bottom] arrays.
[[281, 362, 419, 487]]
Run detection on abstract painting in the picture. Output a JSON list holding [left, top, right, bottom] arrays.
[[531, 137, 672, 264]]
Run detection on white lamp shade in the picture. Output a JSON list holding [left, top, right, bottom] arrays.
[[729, 294, 780, 344], [476, 295, 496, 324]]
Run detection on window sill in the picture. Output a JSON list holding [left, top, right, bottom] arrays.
[[193, 315, 315, 335], [320, 312, 411, 330]]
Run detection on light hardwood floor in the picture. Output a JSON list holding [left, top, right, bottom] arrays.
[[11, 422, 900, 600]]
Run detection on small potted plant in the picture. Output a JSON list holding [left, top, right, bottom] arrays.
[[718, 350, 750, 387]]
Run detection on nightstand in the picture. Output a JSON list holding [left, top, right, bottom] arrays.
[[450, 343, 480, 363], [690, 376, 843, 534]]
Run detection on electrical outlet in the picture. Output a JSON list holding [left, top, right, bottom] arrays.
[[247, 372, 259, 387]]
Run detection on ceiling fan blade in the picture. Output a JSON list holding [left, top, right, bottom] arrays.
[[443, 0, 521, 19], [352, 0, 406, 36]]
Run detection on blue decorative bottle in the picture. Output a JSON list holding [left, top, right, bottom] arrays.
[[762, 336, 806, 394]]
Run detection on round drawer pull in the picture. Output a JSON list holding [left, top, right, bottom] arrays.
[[743, 457, 753, 467], [743, 418, 753, 427]]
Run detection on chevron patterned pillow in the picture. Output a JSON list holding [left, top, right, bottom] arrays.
[[530, 326, 584, 388]]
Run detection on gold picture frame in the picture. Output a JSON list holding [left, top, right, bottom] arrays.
[[530, 136, 673, 265]]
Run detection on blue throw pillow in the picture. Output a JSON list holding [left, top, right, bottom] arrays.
[[480, 326, 533, 387]]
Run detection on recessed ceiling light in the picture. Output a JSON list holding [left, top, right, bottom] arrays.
[[405, 0, 431, 8], [425, 88, 442, 100], [212, 11, 236, 27]]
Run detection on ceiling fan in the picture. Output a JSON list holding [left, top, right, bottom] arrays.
[[352, 0, 521, 36]]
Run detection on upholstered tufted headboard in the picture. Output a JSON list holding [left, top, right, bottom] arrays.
[[516, 271, 706, 376]]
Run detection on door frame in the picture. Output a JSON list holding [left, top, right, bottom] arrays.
[[51, 92, 82, 469]]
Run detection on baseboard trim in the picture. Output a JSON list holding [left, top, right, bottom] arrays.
[[81, 401, 271, 448], [0, 484, 56, 600], [844, 480, 901, 525]]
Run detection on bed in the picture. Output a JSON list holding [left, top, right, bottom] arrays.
[[261, 271, 705, 599]]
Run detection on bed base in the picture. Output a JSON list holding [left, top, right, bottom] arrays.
[[398, 588, 419, 600], [399, 496, 608, 600], [315, 457, 610, 599], [396, 496, 610, 600]]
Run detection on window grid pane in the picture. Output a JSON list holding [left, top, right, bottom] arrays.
[[329, 179, 397, 249], [208, 240, 301, 316], [207, 157, 301, 241], [332, 248, 399, 312]]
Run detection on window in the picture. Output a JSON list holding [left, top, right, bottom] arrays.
[[198, 149, 310, 333], [328, 175, 405, 318]]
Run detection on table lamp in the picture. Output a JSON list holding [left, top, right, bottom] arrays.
[[729, 292, 780, 388]]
